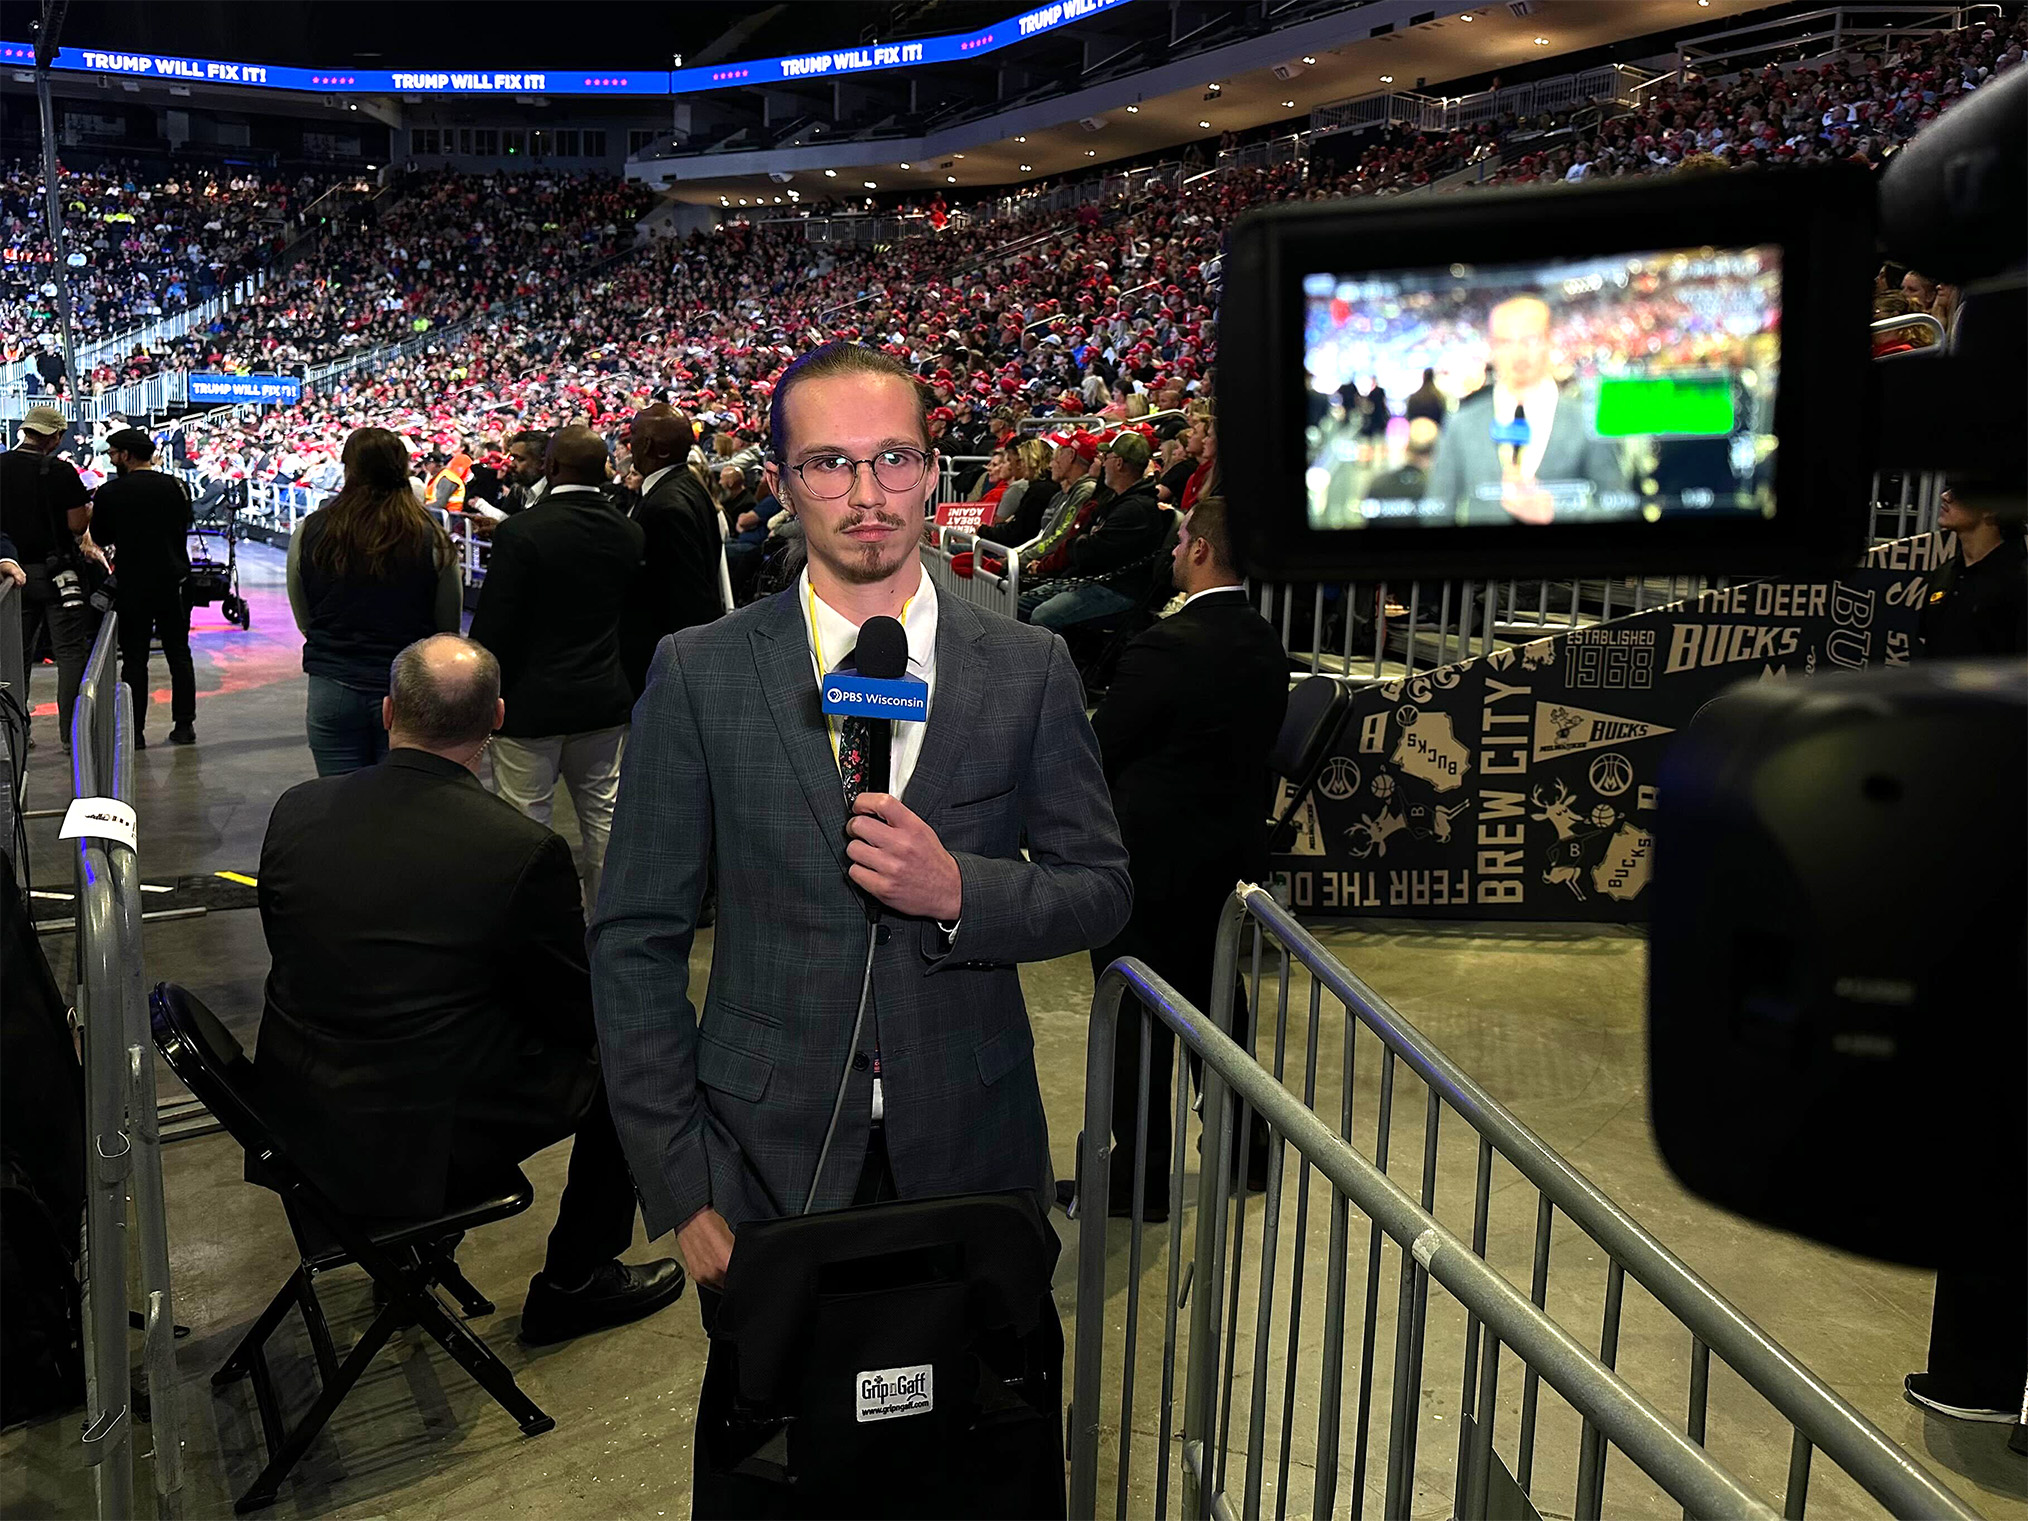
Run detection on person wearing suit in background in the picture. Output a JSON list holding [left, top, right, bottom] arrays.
[[469, 426, 646, 912], [1073, 497, 1288, 1220], [1423, 294, 1631, 525], [618, 408, 725, 698], [590, 342, 1130, 1404], [92, 427, 196, 748], [254, 635, 685, 1345]]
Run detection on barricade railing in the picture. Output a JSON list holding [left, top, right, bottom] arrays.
[[1248, 574, 1705, 685], [1064, 885, 1983, 1519], [0, 576, 23, 878], [171, 467, 493, 587], [1070, 955, 1779, 1521], [70, 615, 183, 1520], [921, 530, 1025, 620]]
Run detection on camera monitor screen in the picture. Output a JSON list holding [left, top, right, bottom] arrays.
[[1303, 245, 1781, 534], [1219, 168, 1875, 580]]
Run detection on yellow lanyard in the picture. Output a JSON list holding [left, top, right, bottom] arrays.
[[808, 578, 916, 765]]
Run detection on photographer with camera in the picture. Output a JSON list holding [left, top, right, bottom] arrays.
[[1, 406, 98, 750], [91, 428, 197, 748]]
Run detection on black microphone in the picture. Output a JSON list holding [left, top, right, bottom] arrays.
[[1505, 401, 1527, 471], [853, 614, 909, 799]]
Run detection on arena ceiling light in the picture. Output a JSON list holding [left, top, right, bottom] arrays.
[[946, 174, 957, 181], [1534, 35, 1550, 44], [1084, 149, 1096, 156], [1198, 119, 1211, 127], [864, 181, 877, 188], [1124, 105, 1138, 113], [1020, 163, 1032, 171], [823, 168, 837, 176], [1380, 74, 1394, 82], [1282, 100, 1295, 108], [1301, 55, 1317, 64], [899, 161, 910, 168]]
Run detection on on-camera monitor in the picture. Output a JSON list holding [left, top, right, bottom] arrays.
[[1303, 246, 1780, 534], [1221, 169, 1875, 580]]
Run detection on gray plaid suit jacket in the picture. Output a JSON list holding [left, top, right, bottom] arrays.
[[589, 579, 1132, 1236]]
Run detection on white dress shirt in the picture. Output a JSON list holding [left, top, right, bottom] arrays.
[[798, 565, 939, 801], [1491, 376, 1562, 481], [1180, 583, 1246, 611], [639, 464, 678, 498], [799, 566, 943, 1121]]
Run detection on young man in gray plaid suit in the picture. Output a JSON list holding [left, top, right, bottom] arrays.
[[590, 341, 1131, 1302]]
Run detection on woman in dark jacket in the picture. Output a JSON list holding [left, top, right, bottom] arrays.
[[287, 427, 461, 775]]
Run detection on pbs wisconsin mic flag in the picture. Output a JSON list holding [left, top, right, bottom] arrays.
[[1272, 532, 1950, 922]]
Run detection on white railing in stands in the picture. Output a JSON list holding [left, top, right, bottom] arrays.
[[0, 271, 270, 390], [1311, 64, 1652, 141]]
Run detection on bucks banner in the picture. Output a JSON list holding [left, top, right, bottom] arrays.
[[1273, 533, 1951, 921]]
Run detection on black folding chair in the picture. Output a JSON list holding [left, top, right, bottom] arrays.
[[149, 983, 554, 1514], [1266, 675, 1350, 853]]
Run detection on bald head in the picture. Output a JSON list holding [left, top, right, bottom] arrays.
[[547, 425, 611, 487], [1487, 294, 1554, 391], [630, 407, 695, 476], [385, 635, 503, 764]]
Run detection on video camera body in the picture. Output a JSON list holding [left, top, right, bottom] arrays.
[[1216, 67, 2027, 1266]]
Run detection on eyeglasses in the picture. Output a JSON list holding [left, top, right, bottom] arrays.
[[784, 446, 930, 500]]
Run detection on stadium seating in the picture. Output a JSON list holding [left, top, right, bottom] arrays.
[[113, 9, 2024, 504]]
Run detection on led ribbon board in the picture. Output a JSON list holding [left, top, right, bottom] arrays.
[[3, 1, 1133, 97]]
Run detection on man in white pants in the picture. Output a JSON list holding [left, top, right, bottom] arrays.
[[469, 426, 646, 911]]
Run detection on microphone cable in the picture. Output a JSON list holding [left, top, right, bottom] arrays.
[[803, 916, 880, 1215]]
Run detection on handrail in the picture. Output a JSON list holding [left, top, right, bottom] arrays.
[[70, 620, 138, 1521], [1677, 3, 1985, 67], [1216, 882, 1986, 1521], [1071, 958, 1781, 1521], [0, 577, 21, 879], [1871, 311, 1946, 345]]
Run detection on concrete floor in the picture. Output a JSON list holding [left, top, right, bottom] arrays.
[[3, 543, 2020, 1520]]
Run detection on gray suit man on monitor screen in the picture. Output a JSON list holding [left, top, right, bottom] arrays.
[[1424, 294, 1630, 524]]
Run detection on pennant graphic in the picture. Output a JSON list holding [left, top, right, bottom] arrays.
[[1532, 702, 1674, 762]]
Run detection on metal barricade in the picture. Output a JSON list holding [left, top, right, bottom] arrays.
[[71, 626, 134, 1521], [1251, 574, 1721, 685], [1066, 886, 1983, 1520], [1867, 469, 1944, 546], [920, 532, 1022, 620], [70, 616, 183, 1519], [0, 575, 23, 874]]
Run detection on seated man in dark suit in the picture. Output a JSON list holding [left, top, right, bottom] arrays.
[[254, 634, 686, 1345], [1076, 496, 1288, 1218]]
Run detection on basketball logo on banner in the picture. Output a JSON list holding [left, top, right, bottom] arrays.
[[1319, 756, 1361, 800], [1588, 752, 1634, 797]]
